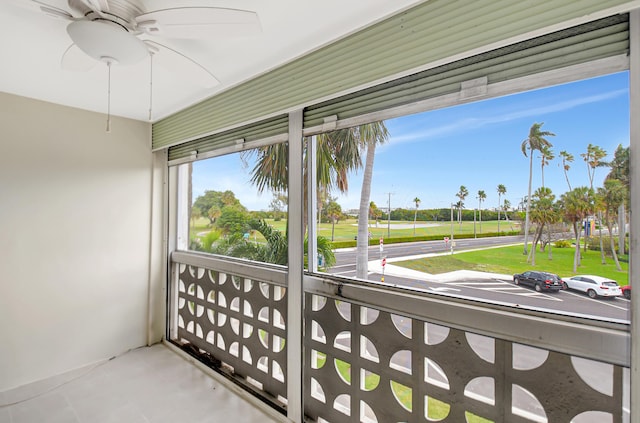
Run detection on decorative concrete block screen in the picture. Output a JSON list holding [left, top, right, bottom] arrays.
[[304, 292, 624, 423], [175, 263, 288, 406]]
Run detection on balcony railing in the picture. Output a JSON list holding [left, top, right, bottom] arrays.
[[169, 251, 630, 422]]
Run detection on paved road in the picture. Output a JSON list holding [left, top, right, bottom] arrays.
[[328, 236, 630, 322], [327, 236, 629, 422]]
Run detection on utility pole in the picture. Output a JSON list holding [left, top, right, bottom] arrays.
[[386, 192, 393, 239]]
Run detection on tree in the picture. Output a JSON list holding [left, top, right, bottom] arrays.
[[581, 143, 607, 253], [369, 201, 383, 224], [497, 184, 506, 233], [193, 190, 241, 224], [356, 123, 389, 279], [502, 199, 511, 221], [243, 122, 387, 280], [455, 186, 468, 227], [598, 179, 626, 271], [560, 187, 595, 273], [605, 145, 630, 254], [190, 207, 202, 228], [216, 205, 250, 236], [539, 145, 554, 188], [521, 122, 555, 254], [211, 219, 336, 270], [477, 190, 486, 233], [413, 197, 421, 236], [581, 143, 608, 190], [325, 200, 342, 241], [559, 150, 574, 191], [528, 187, 556, 265], [207, 205, 222, 224], [269, 192, 288, 221]]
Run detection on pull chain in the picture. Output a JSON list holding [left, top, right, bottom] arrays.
[[106, 60, 112, 133], [148, 52, 154, 121]]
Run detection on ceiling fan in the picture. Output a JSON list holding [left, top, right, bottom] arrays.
[[31, 0, 261, 130]]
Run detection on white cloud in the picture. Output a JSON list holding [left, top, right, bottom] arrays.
[[386, 89, 627, 146]]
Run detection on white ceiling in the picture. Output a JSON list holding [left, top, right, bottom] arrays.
[[0, 0, 425, 122]]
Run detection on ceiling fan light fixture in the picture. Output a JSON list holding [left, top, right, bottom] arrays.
[[66, 20, 149, 65]]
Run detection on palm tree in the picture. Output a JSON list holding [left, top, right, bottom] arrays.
[[560, 187, 595, 272], [581, 143, 608, 189], [605, 145, 629, 254], [539, 145, 554, 188], [325, 200, 342, 241], [216, 219, 337, 269], [581, 143, 607, 253], [244, 122, 387, 280], [502, 199, 512, 224], [598, 179, 626, 271], [477, 190, 486, 233], [355, 123, 389, 279], [496, 184, 506, 233], [528, 187, 556, 265], [559, 150, 574, 191], [413, 197, 421, 236], [455, 186, 468, 227], [521, 122, 555, 254]]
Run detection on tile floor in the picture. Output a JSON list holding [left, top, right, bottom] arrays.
[[0, 344, 281, 423]]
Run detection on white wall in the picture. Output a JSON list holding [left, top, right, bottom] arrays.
[[0, 92, 155, 391]]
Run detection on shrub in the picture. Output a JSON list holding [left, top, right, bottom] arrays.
[[554, 239, 571, 248]]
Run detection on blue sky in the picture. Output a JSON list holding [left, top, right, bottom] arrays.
[[193, 71, 629, 212]]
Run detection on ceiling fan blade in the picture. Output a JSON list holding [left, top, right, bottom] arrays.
[[143, 40, 219, 88], [85, 0, 109, 12], [135, 7, 261, 39], [61, 43, 97, 72], [31, 0, 73, 20]]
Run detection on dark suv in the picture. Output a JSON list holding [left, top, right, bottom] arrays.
[[513, 271, 563, 292]]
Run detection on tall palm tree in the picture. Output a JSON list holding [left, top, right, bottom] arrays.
[[477, 190, 486, 233], [355, 123, 389, 279], [559, 150, 574, 191], [243, 122, 384, 279], [539, 145, 554, 188], [413, 197, 421, 235], [581, 143, 608, 190], [455, 186, 468, 227], [581, 143, 607, 253], [496, 184, 506, 233], [521, 122, 555, 254]]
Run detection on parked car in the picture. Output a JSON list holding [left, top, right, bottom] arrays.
[[561, 275, 622, 299], [513, 271, 563, 292], [621, 285, 631, 300]]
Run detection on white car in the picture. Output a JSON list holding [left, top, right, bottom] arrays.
[[561, 275, 622, 298]]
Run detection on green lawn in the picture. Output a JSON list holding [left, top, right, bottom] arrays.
[[394, 244, 629, 285], [189, 216, 519, 246]]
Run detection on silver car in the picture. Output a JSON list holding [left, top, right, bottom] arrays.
[[561, 275, 622, 298]]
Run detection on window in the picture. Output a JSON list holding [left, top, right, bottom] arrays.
[[305, 72, 630, 322], [184, 143, 289, 266]]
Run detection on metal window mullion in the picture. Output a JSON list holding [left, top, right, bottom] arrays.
[[307, 135, 318, 272], [629, 8, 639, 423], [287, 109, 304, 423]]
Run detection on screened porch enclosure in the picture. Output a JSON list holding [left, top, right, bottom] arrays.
[[161, 7, 638, 422]]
